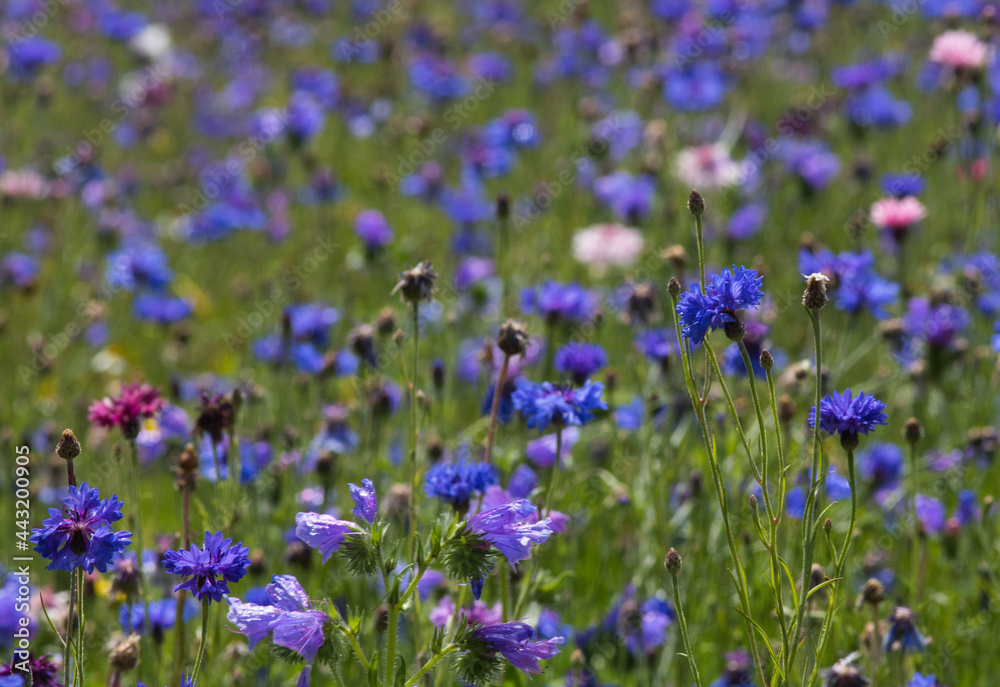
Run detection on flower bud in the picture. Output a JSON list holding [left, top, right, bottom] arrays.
[[392, 261, 437, 302], [904, 417, 922, 444], [687, 189, 705, 217], [859, 578, 885, 606], [802, 273, 830, 311], [496, 319, 529, 356], [664, 547, 682, 575], [667, 277, 681, 299], [55, 429, 82, 461], [760, 349, 774, 371], [109, 634, 141, 672]]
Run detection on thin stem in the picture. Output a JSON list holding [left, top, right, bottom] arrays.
[[908, 440, 920, 602], [806, 450, 857, 687], [404, 645, 457, 687], [408, 302, 421, 563], [76, 566, 85, 687], [190, 599, 211, 685], [542, 429, 563, 520], [174, 483, 192, 685], [694, 212, 706, 289], [385, 604, 400, 687], [484, 353, 511, 465], [340, 625, 371, 671], [788, 308, 824, 678], [669, 571, 703, 687]]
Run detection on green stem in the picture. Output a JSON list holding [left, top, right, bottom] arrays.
[[694, 213, 706, 289], [669, 571, 703, 687], [385, 605, 400, 687], [484, 354, 510, 465], [76, 566, 85, 687], [404, 645, 457, 687], [542, 429, 563, 520], [909, 440, 920, 602], [807, 450, 858, 687], [340, 625, 371, 671], [190, 599, 211, 685], [408, 301, 420, 564], [64, 568, 77, 686], [788, 309, 824, 679]]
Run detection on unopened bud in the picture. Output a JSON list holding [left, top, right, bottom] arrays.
[[904, 417, 923, 444], [760, 349, 774, 371], [56, 429, 82, 461], [664, 547, 682, 575], [496, 319, 529, 356], [859, 578, 885, 606], [667, 277, 681, 299], [802, 273, 830, 311], [687, 189, 705, 217]]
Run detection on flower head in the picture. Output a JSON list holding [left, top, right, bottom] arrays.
[[392, 261, 437, 302], [31, 482, 132, 573], [511, 378, 607, 431], [928, 30, 989, 70], [163, 531, 251, 603], [88, 382, 166, 437], [870, 197, 926, 234], [349, 478, 378, 524], [468, 621, 564, 676], [572, 223, 644, 269], [809, 389, 888, 447], [823, 653, 869, 687], [0, 654, 60, 687], [676, 266, 764, 345], [294, 513, 358, 563], [228, 575, 329, 663], [467, 499, 553, 567], [520, 281, 596, 323], [883, 607, 926, 653], [425, 459, 499, 510], [554, 343, 608, 385]]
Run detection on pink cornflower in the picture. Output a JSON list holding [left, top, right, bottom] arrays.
[[0, 169, 48, 199], [870, 196, 926, 236], [928, 30, 989, 70], [674, 143, 745, 189], [572, 223, 644, 268], [88, 382, 167, 437]]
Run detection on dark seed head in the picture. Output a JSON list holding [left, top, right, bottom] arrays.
[[56, 429, 82, 461]]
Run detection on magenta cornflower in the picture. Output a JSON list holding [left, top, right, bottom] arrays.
[[88, 382, 166, 436]]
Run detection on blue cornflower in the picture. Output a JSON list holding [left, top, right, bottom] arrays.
[[845, 86, 912, 128], [286, 91, 325, 144], [132, 293, 193, 324], [858, 443, 904, 491], [511, 378, 607, 431], [915, 494, 946, 535], [520, 281, 596, 323], [467, 500, 553, 567], [162, 531, 251, 603], [954, 489, 980, 525], [883, 607, 926, 653], [809, 389, 887, 447], [554, 343, 607, 385], [2, 252, 39, 289], [120, 597, 197, 637], [635, 328, 676, 366], [676, 266, 764, 345], [727, 202, 767, 240], [471, 622, 564, 675], [425, 459, 499, 508], [7, 37, 61, 79], [31, 482, 132, 573], [881, 173, 925, 198]]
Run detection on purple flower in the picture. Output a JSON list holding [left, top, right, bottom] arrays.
[[881, 173, 925, 197], [31, 482, 132, 573], [635, 329, 677, 365], [294, 512, 358, 562], [520, 281, 596, 323], [88, 382, 166, 434], [808, 389, 888, 442], [354, 210, 393, 251], [883, 607, 926, 653], [554, 343, 607, 384], [954, 489, 980, 525], [727, 202, 767, 240], [286, 92, 326, 144], [228, 575, 328, 663], [7, 38, 61, 79], [467, 500, 553, 566], [903, 298, 969, 349], [163, 531, 251, 603], [132, 293, 193, 324], [915, 494, 946, 535], [511, 378, 607, 431], [0, 654, 59, 686], [525, 427, 579, 468], [473, 621, 564, 675], [349, 478, 377, 524], [858, 443, 904, 491]]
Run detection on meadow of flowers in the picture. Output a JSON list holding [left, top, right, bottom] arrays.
[[2, 0, 1000, 686]]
